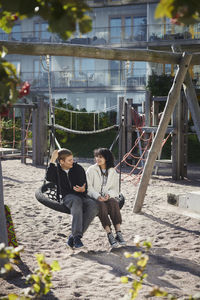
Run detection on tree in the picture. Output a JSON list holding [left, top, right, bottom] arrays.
[[155, 0, 200, 25]]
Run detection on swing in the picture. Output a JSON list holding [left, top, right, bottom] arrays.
[[35, 55, 126, 213]]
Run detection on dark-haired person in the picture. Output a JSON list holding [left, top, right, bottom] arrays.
[[86, 148, 126, 248], [46, 149, 99, 249]]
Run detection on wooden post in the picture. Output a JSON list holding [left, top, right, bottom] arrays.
[[152, 100, 159, 126], [32, 99, 48, 166], [133, 52, 192, 213], [21, 107, 26, 164], [183, 72, 200, 142], [172, 84, 189, 180], [119, 97, 126, 162], [127, 98, 132, 153], [145, 90, 151, 127]]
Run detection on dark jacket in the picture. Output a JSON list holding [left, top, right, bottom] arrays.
[[46, 162, 87, 198]]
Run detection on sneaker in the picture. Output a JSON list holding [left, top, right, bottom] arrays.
[[115, 231, 126, 245], [67, 234, 74, 248], [107, 232, 118, 248], [74, 236, 84, 248]]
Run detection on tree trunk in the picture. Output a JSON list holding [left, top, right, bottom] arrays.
[[133, 52, 192, 213]]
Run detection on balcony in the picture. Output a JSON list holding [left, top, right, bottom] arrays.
[[20, 70, 147, 90], [1, 22, 199, 48]]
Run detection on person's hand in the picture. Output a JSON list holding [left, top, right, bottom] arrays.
[[73, 183, 86, 193], [104, 194, 110, 201], [50, 150, 58, 163], [98, 196, 108, 202]]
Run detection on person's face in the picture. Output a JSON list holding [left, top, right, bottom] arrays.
[[60, 155, 74, 170], [95, 155, 106, 168]]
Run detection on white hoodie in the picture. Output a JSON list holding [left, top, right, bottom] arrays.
[[86, 163, 119, 200]]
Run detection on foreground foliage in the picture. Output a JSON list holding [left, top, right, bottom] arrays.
[[0, 243, 60, 300], [121, 238, 200, 300]]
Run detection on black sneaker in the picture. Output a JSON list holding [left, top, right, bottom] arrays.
[[107, 232, 118, 248], [67, 234, 74, 248], [74, 236, 84, 248], [115, 231, 126, 245]]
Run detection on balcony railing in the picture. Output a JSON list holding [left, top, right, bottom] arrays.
[[20, 70, 147, 89], [0, 22, 199, 47]]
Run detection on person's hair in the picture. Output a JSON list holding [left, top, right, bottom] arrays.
[[94, 148, 114, 170], [57, 148, 72, 162]]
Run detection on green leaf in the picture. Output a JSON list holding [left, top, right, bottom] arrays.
[[51, 260, 60, 271], [33, 282, 41, 293], [7, 294, 20, 300], [121, 276, 129, 283]]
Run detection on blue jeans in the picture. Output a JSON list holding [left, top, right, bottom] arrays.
[[63, 194, 99, 237]]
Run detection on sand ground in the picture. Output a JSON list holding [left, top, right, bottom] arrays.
[[0, 158, 200, 300]]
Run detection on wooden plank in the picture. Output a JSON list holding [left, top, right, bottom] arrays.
[[145, 90, 151, 127], [152, 96, 167, 102], [133, 52, 192, 213], [13, 103, 37, 109], [141, 126, 173, 133], [0, 40, 189, 64]]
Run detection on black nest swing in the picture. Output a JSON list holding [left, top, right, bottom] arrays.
[[35, 181, 70, 214], [35, 181, 125, 213]]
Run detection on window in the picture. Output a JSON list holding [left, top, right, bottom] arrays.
[[110, 18, 121, 43], [125, 17, 131, 40], [34, 22, 51, 41], [126, 61, 146, 86], [11, 25, 21, 41], [110, 16, 147, 43], [133, 17, 146, 41], [0, 28, 8, 41], [110, 60, 121, 85], [10, 61, 21, 75], [74, 58, 95, 79], [33, 59, 48, 86]]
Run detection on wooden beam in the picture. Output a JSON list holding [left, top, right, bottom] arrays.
[[1, 40, 198, 64], [133, 52, 192, 213], [183, 73, 200, 142]]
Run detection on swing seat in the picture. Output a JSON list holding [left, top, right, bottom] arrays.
[[35, 182, 70, 214], [118, 193, 125, 209]]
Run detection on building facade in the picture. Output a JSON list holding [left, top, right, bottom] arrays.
[[1, 0, 200, 112]]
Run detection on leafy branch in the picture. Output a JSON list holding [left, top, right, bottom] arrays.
[[0, 243, 60, 300]]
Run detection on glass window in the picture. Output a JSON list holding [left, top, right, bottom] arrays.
[[12, 24, 21, 41], [74, 58, 95, 79], [110, 60, 120, 85], [34, 23, 40, 39], [11, 61, 21, 75], [34, 60, 41, 79], [133, 17, 147, 41], [41, 23, 51, 40], [82, 59, 95, 76], [0, 28, 8, 41], [110, 18, 121, 43], [125, 17, 131, 40]]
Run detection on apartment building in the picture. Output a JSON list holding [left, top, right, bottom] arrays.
[[1, 0, 200, 112]]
